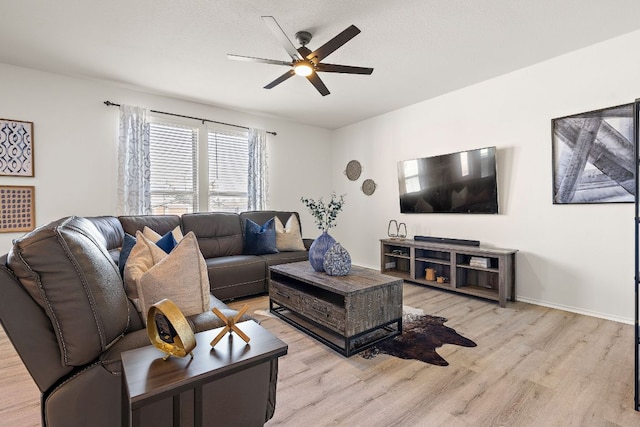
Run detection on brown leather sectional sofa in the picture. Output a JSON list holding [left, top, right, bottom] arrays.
[[0, 210, 308, 426], [117, 210, 310, 300]]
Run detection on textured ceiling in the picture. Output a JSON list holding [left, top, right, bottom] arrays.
[[2, 1, 640, 129]]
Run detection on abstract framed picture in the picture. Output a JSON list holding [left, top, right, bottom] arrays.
[[0, 185, 35, 233], [552, 103, 634, 204], [0, 118, 34, 177]]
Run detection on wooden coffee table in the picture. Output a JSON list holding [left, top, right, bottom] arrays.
[[269, 261, 403, 356]]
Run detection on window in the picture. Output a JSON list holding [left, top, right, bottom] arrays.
[[149, 121, 198, 215], [208, 129, 249, 212], [148, 119, 250, 214]]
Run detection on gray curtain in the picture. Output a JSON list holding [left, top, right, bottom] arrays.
[[248, 128, 268, 211], [117, 104, 151, 215]]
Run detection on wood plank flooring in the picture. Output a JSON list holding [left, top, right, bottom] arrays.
[[229, 284, 640, 426], [2, 283, 640, 426]]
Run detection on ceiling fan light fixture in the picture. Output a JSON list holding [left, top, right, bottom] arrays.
[[294, 62, 313, 76]]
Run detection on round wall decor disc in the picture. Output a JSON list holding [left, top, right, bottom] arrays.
[[345, 160, 362, 181], [361, 179, 377, 195]]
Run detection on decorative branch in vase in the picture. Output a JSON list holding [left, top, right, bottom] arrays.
[[300, 193, 346, 272]]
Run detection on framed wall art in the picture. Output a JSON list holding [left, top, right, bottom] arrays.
[[0, 185, 35, 233], [552, 103, 634, 204], [0, 118, 34, 177]]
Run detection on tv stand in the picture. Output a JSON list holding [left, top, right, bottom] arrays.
[[380, 238, 517, 307]]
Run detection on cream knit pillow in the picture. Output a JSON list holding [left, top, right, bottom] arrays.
[[136, 231, 210, 322], [123, 231, 168, 309], [274, 215, 306, 251]]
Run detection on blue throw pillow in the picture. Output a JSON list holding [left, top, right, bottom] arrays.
[[119, 233, 137, 277], [156, 231, 177, 254], [243, 218, 278, 255]]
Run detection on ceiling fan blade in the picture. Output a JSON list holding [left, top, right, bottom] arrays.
[[306, 73, 330, 96], [264, 70, 296, 89], [316, 63, 374, 75], [262, 16, 303, 61], [227, 54, 292, 67], [308, 25, 361, 62]]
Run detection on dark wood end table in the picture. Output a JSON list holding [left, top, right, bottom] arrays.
[[121, 320, 287, 427]]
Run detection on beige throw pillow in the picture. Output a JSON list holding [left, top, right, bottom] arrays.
[[274, 215, 306, 251], [123, 231, 168, 309], [143, 225, 184, 243], [136, 231, 210, 323]]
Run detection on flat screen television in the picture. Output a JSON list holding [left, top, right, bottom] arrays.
[[397, 146, 499, 214]]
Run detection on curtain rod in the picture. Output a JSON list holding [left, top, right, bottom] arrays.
[[103, 101, 276, 136]]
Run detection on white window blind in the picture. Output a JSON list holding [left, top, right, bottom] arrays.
[[208, 129, 249, 212], [148, 122, 198, 215]]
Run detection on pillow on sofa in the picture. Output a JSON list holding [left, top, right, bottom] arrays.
[[243, 218, 278, 255], [143, 225, 184, 244], [123, 231, 168, 309], [119, 231, 176, 278], [119, 233, 137, 277], [135, 231, 210, 322], [155, 231, 177, 253], [274, 215, 306, 251]]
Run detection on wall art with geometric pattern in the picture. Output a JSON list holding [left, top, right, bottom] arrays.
[[0, 185, 35, 232], [552, 103, 634, 204], [0, 118, 34, 176]]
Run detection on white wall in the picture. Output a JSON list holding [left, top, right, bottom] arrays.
[[331, 30, 640, 323], [0, 63, 332, 251], [3, 30, 639, 323]]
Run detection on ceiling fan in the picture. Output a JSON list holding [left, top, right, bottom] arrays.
[[228, 16, 374, 96]]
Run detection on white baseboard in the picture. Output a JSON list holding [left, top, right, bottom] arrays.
[[516, 296, 633, 325], [366, 261, 634, 325]]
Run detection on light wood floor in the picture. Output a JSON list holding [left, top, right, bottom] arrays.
[[2, 283, 640, 426]]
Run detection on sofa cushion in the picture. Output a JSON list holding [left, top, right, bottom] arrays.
[[205, 255, 267, 300], [182, 212, 244, 258], [258, 251, 309, 267], [7, 217, 130, 367], [274, 214, 306, 252], [85, 216, 125, 264], [243, 218, 278, 255], [119, 214, 181, 237]]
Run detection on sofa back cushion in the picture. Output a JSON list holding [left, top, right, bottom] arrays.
[[182, 212, 243, 258], [85, 216, 125, 264], [118, 215, 181, 237], [7, 217, 130, 367]]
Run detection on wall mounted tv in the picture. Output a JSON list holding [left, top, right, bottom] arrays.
[[398, 146, 499, 214]]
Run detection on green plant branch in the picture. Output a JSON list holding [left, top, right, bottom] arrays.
[[300, 193, 346, 232]]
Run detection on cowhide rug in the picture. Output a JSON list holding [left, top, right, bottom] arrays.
[[360, 312, 476, 366]]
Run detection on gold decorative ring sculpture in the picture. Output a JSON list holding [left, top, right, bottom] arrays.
[[147, 299, 196, 360]]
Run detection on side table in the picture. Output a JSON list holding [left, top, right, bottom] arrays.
[[121, 320, 288, 427]]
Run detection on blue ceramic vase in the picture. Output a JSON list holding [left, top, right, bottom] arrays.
[[308, 231, 336, 272]]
